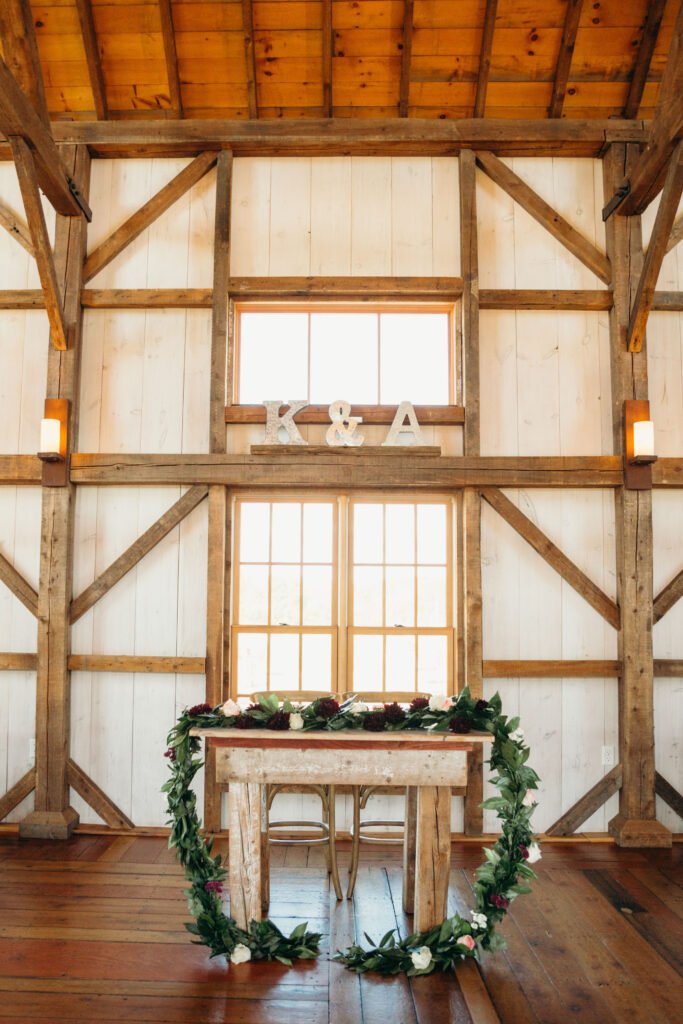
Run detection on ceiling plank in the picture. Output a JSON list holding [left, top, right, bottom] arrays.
[[74, 0, 107, 120], [159, 0, 183, 118], [627, 139, 683, 352], [549, 0, 584, 118], [623, 0, 667, 120], [322, 0, 333, 117], [473, 0, 497, 118], [0, 0, 49, 122], [242, 0, 258, 119], [399, 0, 414, 118]]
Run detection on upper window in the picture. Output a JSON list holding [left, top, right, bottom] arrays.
[[236, 306, 453, 405]]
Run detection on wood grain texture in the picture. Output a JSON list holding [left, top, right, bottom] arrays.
[[210, 151, 232, 453], [158, 0, 183, 118], [322, 0, 333, 117], [0, 198, 33, 256], [548, 0, 583, 118], [546, 765, 623, 837], [0, 456, 41, 483], [414, 786, 451, 931], [483, 660, 621, 678], [74, 0, 107, 120], [460, 148, 479, 455], [398, 0, 414, 118], [0, 550, 38, 617], [228, 405, 465, 426], [463, 488, 483, 836], [654, 771, 683, 822], [228, 782, 262, 928], [473, 0, 497, 118], [66, 760, 134, 829], [653, 566, 683, 624], [67, 655, 205, 674], [0, 768, 35, 822], [242, 0, 258, 119], [0, 653, 37, 671], [623, 0, 667, 120], [479, 289, 611, 310], [0, 0, 49, 122]]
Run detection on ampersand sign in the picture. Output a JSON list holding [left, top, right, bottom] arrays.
[[326, 400, 364, 447]]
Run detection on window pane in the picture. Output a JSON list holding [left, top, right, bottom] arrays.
[[353, 566, 383, 626], [417, 504, 447, 564], [239, 313, 308, 403], [236, 632, 268, 697], [417, 567, 447, 626], [303, 503, 333, 563], [269, 634, 299, 692], [417, 635, 448, 692], [385, 504, 414, 564], [302, 566, 332, 625], [353, 634, 383, 692], [386, 634, 416, 691], [385, 566, 415, 627], [271, 503, 301, 562], [310, 313, 378, 404], [380, 313, 449, 404], [301, 634, 332, 690], [353, 504, 383, 564], [239, 502, 270, 562], [271, 565, 301, 625], [238, 565, 269, 624]]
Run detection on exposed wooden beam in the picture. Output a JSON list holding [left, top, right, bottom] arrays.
[[0, 58, 90, 218], [627, 140, 683, 352], [68, 655, 206, 674], [653, 457, 683, 485], [653, 565, 683, 623], [546, 765, 622, 836], [159, 0, 183, 118], [83, 151, 217, 283], [480, 289, 611, 310], [398, 0, 414, 118], [210, 151, 233, 453], [0, 549, 38, 617], [463, 489, 483, 835], [70, 485, 208, 625], [480, 487, 620, 629], [322, 0, 333, 117], [230, 275, 464, 299], [549, 0, 584, 118], [652, 291, 683, 311], [0, 197, 32, 255], [242, 0, 258, 119], [655, 771, 683, 821], [623, 0, 667, 120], [483, 660, 621, 678], [0, 0, 49, 122], [9, 136, 67, 350], [225, 405, 465, 426], [81, 288, 212, 309], [74, 0, 107, 120], [654, 658, 683, 676], [666, 214, 683, 254], [476, 150, 611, 284], [473, 0, 497, 118], [0, 455, 41, 483], [0, 767, 36, 822], [460, 148, 479, 446], [0, 653, 37, 671], [66, 759, 134, 829]]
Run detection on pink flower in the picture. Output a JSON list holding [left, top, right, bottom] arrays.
[[522, 791, 537, 807], [457, 935, 475, 951], [221, 699, 242, 718]]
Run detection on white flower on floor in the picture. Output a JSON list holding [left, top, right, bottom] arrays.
[[457, 935, 475, 951], [410, 946, 432, 970], [429, 693, 450, 712], [221, 698, 242, 718], [522, 790, 537, 807], [349, 701, 369, 714], [509, 727, 525, 744], [289, 712, 304, 731], [470, 911, 488, 930], [526, 842, 542, 864], [230, 943, 252, 965]]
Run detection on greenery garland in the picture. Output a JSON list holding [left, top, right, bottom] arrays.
[[163, 688, 540, 975]]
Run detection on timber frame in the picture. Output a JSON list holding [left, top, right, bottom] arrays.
[[0, 23, 682, 842]]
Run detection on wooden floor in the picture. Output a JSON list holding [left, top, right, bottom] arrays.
[[0, 834, 681, 1024]]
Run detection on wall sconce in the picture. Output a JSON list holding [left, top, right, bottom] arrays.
[[624, 399, 657, 490], [38, 398, 70, 486]]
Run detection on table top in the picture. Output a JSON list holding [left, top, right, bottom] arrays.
[[191, 727, 492, 751]]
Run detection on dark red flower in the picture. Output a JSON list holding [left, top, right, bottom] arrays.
[[233, 714, 257, 729], [188, 703, 212, 717], [204, 880, 223, 894], [490, 894, 509, 910], [363, 711, 387, 732], [519, 845, 529, 860], [316, 698, 341, 720], [475, 699, 489, 713], [164, 747, 176, 761], [409, 697, 430, 712], [266, 710, 291, 731], [383, 702, 406, 724], [449, 715, 471, 734], [246, 703, 262, 712]]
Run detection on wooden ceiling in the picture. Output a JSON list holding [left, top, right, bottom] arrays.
[[4, 0, 680, 122]]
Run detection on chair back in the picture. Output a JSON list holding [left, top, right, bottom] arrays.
[[251, 690, 339, 703], [342, 691, 428, 704]]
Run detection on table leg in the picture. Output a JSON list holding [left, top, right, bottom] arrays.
[[402, 786, 418, 914], [228, 782, 262, 929], [414, 785, 451, 932], [260, 784, 270, 915]]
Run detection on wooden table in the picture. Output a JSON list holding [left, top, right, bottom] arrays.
[[196, 727, 491, 932]]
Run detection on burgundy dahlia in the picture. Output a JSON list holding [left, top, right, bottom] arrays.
[[363, 711, 387, 732], [383, 702, 406, 724], [490, 894, 509, 910], [449, 715, 471, 734], [316, 698, 341, 720], [188, 703, 212, 717], [204, 880, 223, 894], [475, 699, 489, 713], [233, 713, 257, 729], [409, 697, 430, 713], [164, 747, 176, 762], [266, 710, 291, 731], [519, 844, 530, 860]]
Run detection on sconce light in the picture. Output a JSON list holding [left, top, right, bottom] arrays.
[[624, 399, 657, 490], [38, 398, 69, 486]]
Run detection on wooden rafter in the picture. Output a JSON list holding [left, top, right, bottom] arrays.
[[480, 487, 620, 629], [655, 771, 683, 821], [159, 0, 183, 118], [549, 0, 583, 119], [10, 136, 67, 350], [483, 660, 620, 678], [546, 765, 622, 836], [74, 0, 107, 120], [242, 0, 258, 119], [666, 214, 683, 254], [211, 151, 233, 452], [0, 197, 33, 255], [83, 151, 217, 283], [623, 0, 667, 120], [398, 0, 414, 118], [627, 140, 683, 352], [70, 485, 208, 625], [66, 759, 134, 829], [0, 767, 36, 822], [653, 564, 683, 623], [476, 150, 611, 284], [473, 0, 497, 118], [68, 655, 206, 674], [0, 653, 37, 670], [0, 549, 38, 617], [0, 0, 49, 122], [322, 0, 333, 118]]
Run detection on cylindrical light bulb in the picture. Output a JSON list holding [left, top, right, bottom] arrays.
[[40, 417, 61, 455], [633, 419, 655, 460]]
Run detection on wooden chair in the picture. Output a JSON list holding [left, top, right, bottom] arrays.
[[344, 691, 428, 899], [251, 690, 342, 901]]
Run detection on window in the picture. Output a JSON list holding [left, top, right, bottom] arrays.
[[232, 495, 454, 699], [236, 306, 454, 406]]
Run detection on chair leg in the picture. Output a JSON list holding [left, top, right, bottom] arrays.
[[346, 785, 362, 899], [327, 785, 342, 901]]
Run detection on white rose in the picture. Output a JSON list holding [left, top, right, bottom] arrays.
[[470, 911, 488, 930], [509, 727, 525, 744], [410, 945, 432, 971], [230, 943, 252, 965], [522, 790, 537, 807], [289, 712, 304, 731], [221, 698, 242, 718], [428, 693, 448, 712], [526, 842, 542, 864], [349, 701, 369, 715]]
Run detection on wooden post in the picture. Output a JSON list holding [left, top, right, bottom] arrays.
[[414, 785, 451, 931], [20, 146, 91, 839], [602, 144, 671, 848], [228, 781, 263, 928]]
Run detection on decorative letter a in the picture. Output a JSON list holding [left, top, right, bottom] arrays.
[[262, 400, 308, 445], [383, 402, 423, 446]]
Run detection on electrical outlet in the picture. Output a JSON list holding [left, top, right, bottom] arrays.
[[28, 738, 35, 768], [601, 745, 615, 767]]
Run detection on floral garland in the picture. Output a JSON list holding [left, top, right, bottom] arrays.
[[163, 688, 540, 975]]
